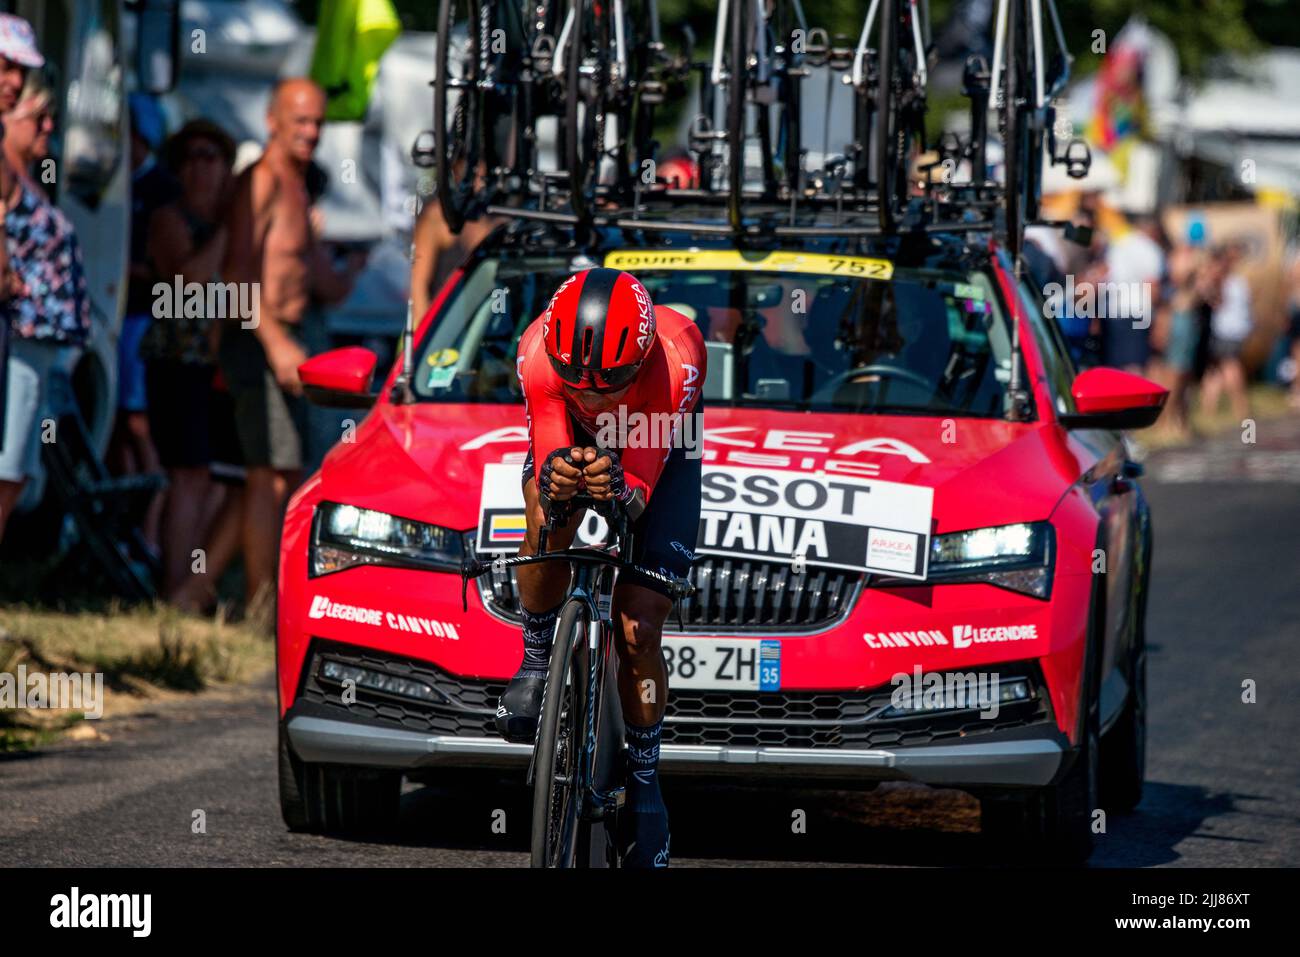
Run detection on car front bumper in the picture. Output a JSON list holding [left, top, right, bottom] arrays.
[[285, 713, 1067, 788]]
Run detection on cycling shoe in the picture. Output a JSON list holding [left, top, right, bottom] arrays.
[[494, 673, 547, 743], [617, 805, 671, 869]]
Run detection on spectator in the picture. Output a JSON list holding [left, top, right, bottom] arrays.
[[215, 78, 362, 611], [1135, 212, 1173, 377], [2, 69, 54, 194], [1076, 238, 1110, 370], [140, 119, 236, 598], [1101, 206, 1164, 374], [172, 156, 340, 616], [0, 14, 32, 113], [0, 14, 32, 296], [0, 44, 91, 545], [408, 186, 500, 327], [1199, 242, 1252, 422], [108, 92, 179, 551], [0, 54, 50, 464], [1160, 237, 1210, 437], [1287, 248, 1300, 410], [0, 13, 44, 545]]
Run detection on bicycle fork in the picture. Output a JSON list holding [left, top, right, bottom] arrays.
[[582, 619, 625, 824], [523, 597, 624, 828]]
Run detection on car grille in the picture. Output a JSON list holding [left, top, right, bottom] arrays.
[[663, 670, 1052, 749], [300, 640, 505, 738], [300, 640, 1051, 752], [478, 554, 862, 633]]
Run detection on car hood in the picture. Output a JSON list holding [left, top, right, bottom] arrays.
[[315, 403, 1081, 533]]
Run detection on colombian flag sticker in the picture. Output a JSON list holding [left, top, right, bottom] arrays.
[[490, 513, 527, 543]]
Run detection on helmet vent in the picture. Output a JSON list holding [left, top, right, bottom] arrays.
[[582, 327, 595, 364], [613, 328, 628, 362]]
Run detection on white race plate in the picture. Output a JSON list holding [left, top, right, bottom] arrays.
[[662, 637, 781, 691], [698, 466, 933, 579], [475, 462, 933, 579]]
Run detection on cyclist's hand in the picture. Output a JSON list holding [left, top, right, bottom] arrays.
[[541, 447, 586, 503], [582, 447, 626, 503]]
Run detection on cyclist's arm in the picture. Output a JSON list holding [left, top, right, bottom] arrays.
[[617, 319, 707, 503], [519, 328, 577, 489]]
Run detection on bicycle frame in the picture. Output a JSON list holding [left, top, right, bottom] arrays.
[[851, 0, 928, 91], [991, 0, 1079, 256], [990, 0, 1070, 113], [540, 555, 622, 835], [461, 500, 692, 868]]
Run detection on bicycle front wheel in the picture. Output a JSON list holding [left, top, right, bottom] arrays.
[[530, 599, 591, 868]]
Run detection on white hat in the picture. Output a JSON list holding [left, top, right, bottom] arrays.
[[0, 14, 44, 69]]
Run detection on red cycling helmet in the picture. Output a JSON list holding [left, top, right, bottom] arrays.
[[542, 267, 656, 392]]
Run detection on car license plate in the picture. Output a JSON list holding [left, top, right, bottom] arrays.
[[661, 638, 780, 691]]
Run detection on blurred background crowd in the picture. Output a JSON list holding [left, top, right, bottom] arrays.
[[1, 0, 1299, 615]]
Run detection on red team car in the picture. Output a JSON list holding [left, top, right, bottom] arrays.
[[276, 227, 1166, 863]]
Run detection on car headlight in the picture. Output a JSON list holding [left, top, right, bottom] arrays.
[[926, 522, 1054, 598], [311, 502, 465, 577]]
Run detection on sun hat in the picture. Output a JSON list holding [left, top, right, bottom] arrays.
[[0, 14, 44, 69]]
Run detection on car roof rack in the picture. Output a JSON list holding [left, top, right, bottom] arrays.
[[433, 0, 1086, 253]]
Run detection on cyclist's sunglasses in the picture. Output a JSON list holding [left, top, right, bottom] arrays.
[[549, 355, 641, 393]]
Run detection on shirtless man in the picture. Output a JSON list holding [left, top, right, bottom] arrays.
[[217, 78, 360, 607]]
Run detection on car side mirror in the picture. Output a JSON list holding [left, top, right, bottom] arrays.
[[1058, 367, 1168, 431], [300, 347, 378, 409]]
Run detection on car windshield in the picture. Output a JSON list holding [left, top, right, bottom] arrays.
[[414, 254, 1015, 417]]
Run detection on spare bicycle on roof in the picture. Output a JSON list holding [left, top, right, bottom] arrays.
[[429, 0, 1093, 254]]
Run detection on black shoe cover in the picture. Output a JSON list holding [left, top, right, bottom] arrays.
[[618, 806, 671, 869], [494, 674, 547, 743]]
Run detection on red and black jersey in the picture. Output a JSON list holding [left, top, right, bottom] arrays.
[[517, 302, 707, 501]]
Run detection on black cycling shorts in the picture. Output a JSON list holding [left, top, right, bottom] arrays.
[[521, 420, 702, 598]]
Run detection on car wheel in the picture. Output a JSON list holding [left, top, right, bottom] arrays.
[[1101, 519, 1149, 813], [278, 723, 402, 836], [977, 717, 1092, 868], [980, 721, 1097, 866], [981, 616, 1102, 867], [278, 722, 314, 831], [1101, 639, 1146, 813], [978, 792, 1034, 861], [1034, 709, 1099, 864]]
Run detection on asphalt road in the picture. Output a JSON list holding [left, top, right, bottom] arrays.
[[3, 418, 1298, 868]]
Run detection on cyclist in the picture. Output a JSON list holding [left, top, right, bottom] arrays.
[[497, 267, 706, 868]]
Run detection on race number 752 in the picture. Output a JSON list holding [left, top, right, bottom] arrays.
[[827, 257, 890, 278]]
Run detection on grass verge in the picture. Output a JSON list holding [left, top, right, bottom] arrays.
[[0, 604, 273, 752], [1142, 384, 1294, 452]]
